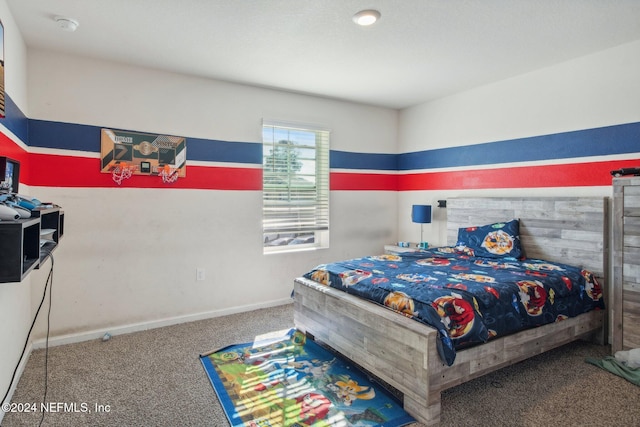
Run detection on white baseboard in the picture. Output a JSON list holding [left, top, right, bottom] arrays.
[[32, 298, 293, 349]]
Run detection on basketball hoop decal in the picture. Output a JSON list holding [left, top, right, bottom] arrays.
[[158, 164, 179, 184], [100, 128, 186, 186], [111, 162, 135, 185]]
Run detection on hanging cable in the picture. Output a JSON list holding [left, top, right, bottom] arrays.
[[38, 254, 53, 427], [1, 255, 54, 418]]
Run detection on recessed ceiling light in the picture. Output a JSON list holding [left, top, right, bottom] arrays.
[[353, 9, 381, 26], [55, 16, 79, 32]]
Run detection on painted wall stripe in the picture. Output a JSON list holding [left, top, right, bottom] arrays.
[[28, 119, 262, 165], [22, 118, 640, 173], [28, 119, 100, 152], [17, 149, 639, 191], [28, 153, 262, 190], [398, 122, 640, 170], [0, 130, 28, 166], [330, 150, 397, 170], [3, 101, 639, 192], [330, 172, 398, 191], [397, 159, 640, 191], [186, 137, 262, 164], [400, 152, 640, 175], [1, 94, 29, 144]]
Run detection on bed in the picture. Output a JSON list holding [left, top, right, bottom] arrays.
[[293, 197, 608, 425]]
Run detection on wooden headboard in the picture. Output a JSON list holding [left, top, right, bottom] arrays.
[[446, 197, 609, 282]]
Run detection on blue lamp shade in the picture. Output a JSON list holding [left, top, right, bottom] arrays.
[[412, 205, 432, 224]]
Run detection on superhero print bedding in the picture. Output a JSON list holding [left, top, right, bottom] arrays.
[[303, 247, 605, 366]]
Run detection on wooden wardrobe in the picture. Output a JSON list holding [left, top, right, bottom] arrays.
[[613, 176, 640, 351]]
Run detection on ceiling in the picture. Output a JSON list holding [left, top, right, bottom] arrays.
[[6, 0, 640, 109]]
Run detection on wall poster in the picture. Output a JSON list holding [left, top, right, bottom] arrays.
[[100, 128, 186, 181]]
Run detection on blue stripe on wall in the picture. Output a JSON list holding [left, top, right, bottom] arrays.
[[16, 117, 640, 172], [186, 137, 262, 164], [330, 150, 397, 170], [29, 119, 101, 152], [2, 94, 29, 143], [398, 122, 640, 170], [28, 119, 262, 164]]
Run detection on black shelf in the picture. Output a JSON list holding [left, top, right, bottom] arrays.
[[0, 207, 63, 282], [31, 207, 63, 268]]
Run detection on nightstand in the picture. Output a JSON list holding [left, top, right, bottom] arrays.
[[384, 243, 426, 254]]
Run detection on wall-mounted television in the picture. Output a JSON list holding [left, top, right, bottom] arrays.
[[0, 156, 20, 193]]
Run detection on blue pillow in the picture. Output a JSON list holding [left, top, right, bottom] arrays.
[[456, 219, 523, 259]]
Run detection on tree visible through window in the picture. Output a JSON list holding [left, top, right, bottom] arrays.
[[262, 121, 329, 252]]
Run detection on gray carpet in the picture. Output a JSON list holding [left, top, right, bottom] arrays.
[[2, 303, 639, 426]]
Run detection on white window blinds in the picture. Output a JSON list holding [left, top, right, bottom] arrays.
[[262, 121, 330, 250]]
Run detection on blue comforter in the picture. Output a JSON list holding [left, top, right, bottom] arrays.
[[303, 247, 605, 366]]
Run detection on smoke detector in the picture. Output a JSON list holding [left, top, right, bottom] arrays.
[[55, 16, 79, 32]]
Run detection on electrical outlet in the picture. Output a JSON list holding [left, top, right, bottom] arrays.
[[196, 268, 205, 281]]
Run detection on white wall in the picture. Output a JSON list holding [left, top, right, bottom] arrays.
[[26, 49, 398, 340], [6, 6, 639, 412], [398, 40, 640, 246], [0, 0, 31, 416], [28, 50, 398, 153]]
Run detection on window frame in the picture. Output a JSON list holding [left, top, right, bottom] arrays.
[[262, 120, 330, 254]]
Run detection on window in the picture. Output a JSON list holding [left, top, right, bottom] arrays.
[[262, 120, 330, 253]]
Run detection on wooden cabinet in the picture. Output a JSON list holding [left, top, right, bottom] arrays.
[[0, 206, 64, 283], [613, 177, 640, 352]]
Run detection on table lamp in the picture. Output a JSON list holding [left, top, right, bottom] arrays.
[[411, 204, 432, 247]]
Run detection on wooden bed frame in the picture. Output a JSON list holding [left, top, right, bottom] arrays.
[[294, 197, 609, 425]]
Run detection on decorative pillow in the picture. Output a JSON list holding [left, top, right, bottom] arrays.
[[456, 219, 523, 259]]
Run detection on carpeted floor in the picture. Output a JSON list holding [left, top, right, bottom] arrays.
[[2, 303, 639, 426]]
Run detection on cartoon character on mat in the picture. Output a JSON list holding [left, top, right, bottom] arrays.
[[253, 363, 299, 392], [384, 291, 418, 316], [481, 229, 514, 256], [517, 280, 548, 316], [242, 341, 291, 366], [328, 378, 376, 406], [287, 393, 332, 425], [292, 358, 334, 380], [432, 294, 476, 339], [581, 270, 603, 301]]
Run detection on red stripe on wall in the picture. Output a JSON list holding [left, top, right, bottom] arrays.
[[0, 131, 29, 167], [27, 153, 262, 190], [331, 172, 398, 191], [398, 160, 640, 191], [20, 155, 640, 191]]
